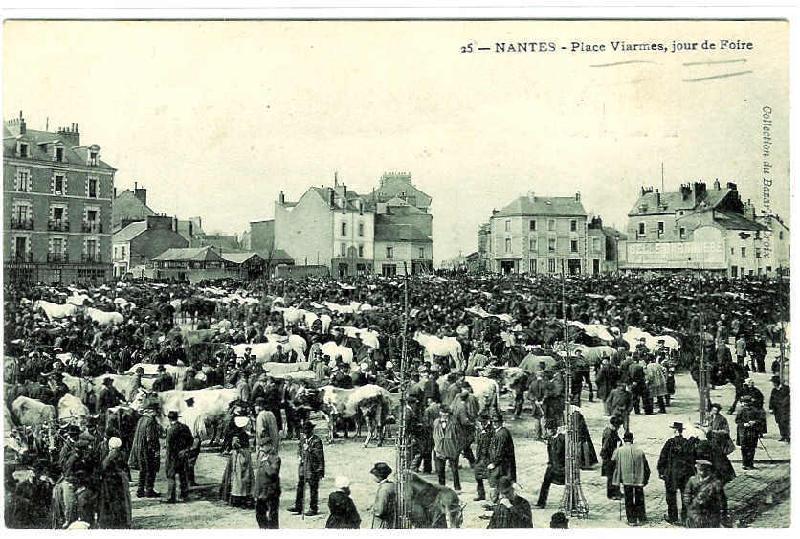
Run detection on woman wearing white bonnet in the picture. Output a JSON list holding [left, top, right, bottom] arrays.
[[108, 437, 123, 450], [325, 476, 361, 528]]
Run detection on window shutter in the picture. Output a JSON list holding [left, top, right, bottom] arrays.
[[14, 170, 19, 191], [51, 174, 55, 194], [64, 175, 68, 195], [85, 177, 89, 197], [48, 237, 54, 255]]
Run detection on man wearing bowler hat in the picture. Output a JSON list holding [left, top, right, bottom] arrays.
[[289, 421, 324, 516], [164, 410, 193, 503], [657, 422, 696, 525], [736, 395, 765, 470]]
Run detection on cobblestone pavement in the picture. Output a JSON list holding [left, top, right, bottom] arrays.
[[130, 345, 790, 528]]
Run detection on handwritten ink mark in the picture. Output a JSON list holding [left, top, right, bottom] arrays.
[[683, 70, 753, 82], [590, 60, 657, 68], [684, 58, 747, 67]]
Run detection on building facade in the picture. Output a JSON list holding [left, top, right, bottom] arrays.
[[756, 214, 790, 276], [112, 214, 189, 278], [488, 192, 588, 275], [112, 182, 153, 232], [275, 182, 375, 278], [4, 113, 115, 283], [623, 181, 770, 276]]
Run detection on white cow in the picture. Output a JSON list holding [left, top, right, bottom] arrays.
[[623, 326, 680, 352], [156, 388, 237, 436], [303, 311, 333, 333], [57, 394, 89, 420], [273, 306, 305, 326], [11, 396, 57, 427], [66, 294, 93, 306], [34, 300, 78, 320], [436, 375, 499, 413], [321, 341, 354, 364], [85, 307, 123, 326], [336, 326, 380, 349], [264, 333, 307, 361], [231, 342, 281, 362], [414, 331, 463, 370]]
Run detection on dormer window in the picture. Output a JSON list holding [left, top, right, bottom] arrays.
[[55, 146, 64, 162], [18, 142, 29, 158], [88, 147, 99, 166]]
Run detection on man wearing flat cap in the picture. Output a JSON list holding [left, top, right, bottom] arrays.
[[657, 422, 696, 525], [164, 410, 193, 503], [369, 462, 396, 529], [684, 459, 728, 528]]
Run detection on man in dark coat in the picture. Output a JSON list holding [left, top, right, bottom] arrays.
[[487, 413, 516, 501], [164, 410, 193, 503], [535, 422, 565, 508], [739, 378, 765, 409], [254, 448, 282, 528], [97, 377, 124, 417], [289, 421, 324, 516], [487, 476, 533, 529], [601, 415, 624, 499], [128, 404, 162, 498], [736, 396, 766, 469], [595, 357, 619, 403], [325, 476, 361, 528], [473, 413, 494, 501], [657, 422, 696, 524], [768, 375, 790, 442], [152, 365, 175, 392], [606, 381, 633, 432], [629, 357, 652, 415]]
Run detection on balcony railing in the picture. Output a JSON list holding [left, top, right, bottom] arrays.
[[10, 217, 34, 230], [48, 219, 70, 232], [10, 252, 33, 263], [82, 253, 102, 263], [81, 221, 103, 233], [47, 253, 69, 263]]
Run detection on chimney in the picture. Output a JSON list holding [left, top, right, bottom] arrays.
[[726, 182, 738, 191], [655, 189, 660, 207], [278, 191, 285, 204], [334, 171, 339, 187], [714, 178, 721, 190], [18, 111, 26, 135], [133, 183, 147, 206], [575, 191, 581, 201], [680, 184, 691, 201], [329, 188, 335, 208], [527, 190, 536, 202], [693, 182, 707, 203], [342, 185, 347, 213]]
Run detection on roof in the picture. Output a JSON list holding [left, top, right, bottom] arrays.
[[629, 185, 732, 216], [494, 195, 587, 217], [152, 246, 221, 262], [713, 211, 769, 232], [221, 252, 263, 264], [3, 125, 115, 170], [113, 190, 155, 228], [375, 222, 432, 242], [113, 221, 148, 243]]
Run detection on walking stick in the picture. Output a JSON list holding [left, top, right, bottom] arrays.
[[758, 437, 774, 462]]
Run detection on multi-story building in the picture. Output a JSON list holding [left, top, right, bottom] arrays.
[[112, 214, 188, 278], [488, 192, 588, 275], [4, 113, 115, 283], [623, 180, 770, 276], [477, 222, 492, 272], [756, 213, 790, 276], [275, 181, 375, 278], [586, 217, 626, 274], [112, 182, 153, 232]]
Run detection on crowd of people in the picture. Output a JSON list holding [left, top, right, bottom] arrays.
[[3, 271, 791, 529]]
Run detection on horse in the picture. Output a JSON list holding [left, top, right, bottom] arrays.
[[405, 471, 464, 528], [690, 359, 749, 413]]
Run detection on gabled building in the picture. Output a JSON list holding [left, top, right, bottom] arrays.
[[369, 171, 432, 213], [623, 180, 770, 276], [112, 182, 154, 232], [112, 214, 188, 278], [373, 197, 433, 276], [489, 191, 588, 275], [275, 180, 375, 278], [4, 112, 115, 283]]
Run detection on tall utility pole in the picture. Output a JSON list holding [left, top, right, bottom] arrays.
[[395, 262, 411, 529], [559, 260, 589, 518]]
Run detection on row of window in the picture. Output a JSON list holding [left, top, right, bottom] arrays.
[[9, 234, 101, 262], [336, 243, 426, 259], [10, 200, 102, 233], [15, 141, 99, 165], [13, 168, 102, 198], [636, 221, 682, 239], [503, 218, 580, 233], [340, 221, 366, 237], [504, 236, 583, 254], [113, 245, 128, 260]]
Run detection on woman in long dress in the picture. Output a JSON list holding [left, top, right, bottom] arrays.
[[220, 435, 255, 508], [97, 437, 132, 528]]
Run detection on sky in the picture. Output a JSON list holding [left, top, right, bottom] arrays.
[[3, 20, 789, 262]]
